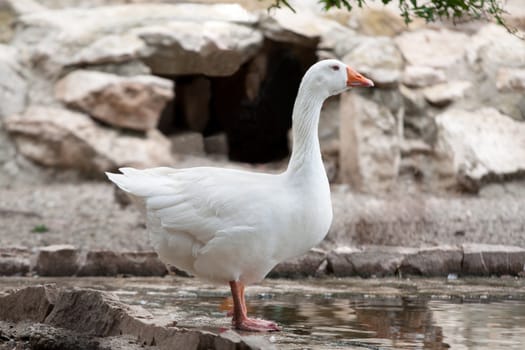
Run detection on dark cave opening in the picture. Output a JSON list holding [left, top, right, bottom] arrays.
[[157, 40, 318, 163]]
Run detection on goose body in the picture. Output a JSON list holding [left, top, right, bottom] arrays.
[[107, 59, 373, 331]]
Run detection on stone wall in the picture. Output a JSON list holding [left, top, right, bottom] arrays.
[[0, 0, 524, 194]]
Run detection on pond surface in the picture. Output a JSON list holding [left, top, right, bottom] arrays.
[[2, 276, 525, 349]]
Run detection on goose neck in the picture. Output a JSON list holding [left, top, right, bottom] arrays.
[[286, 85, 325, 175]]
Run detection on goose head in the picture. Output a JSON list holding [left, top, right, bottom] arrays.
[[302, 59, 374, 99]]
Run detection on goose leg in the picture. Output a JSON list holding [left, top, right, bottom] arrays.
[[225, 284, 245, 317], [229, 280, 281, 332]]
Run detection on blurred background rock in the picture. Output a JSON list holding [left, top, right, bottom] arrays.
[[1, 0, 524, 194]]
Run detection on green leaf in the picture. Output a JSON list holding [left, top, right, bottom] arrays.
[[267, 0, 511, 30], [32, 224, 49, 233]]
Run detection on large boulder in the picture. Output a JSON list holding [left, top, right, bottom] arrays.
[[435, 108, 525, 191], [4, 106, 174, 175], [395, 28, 469, 69], [0, 285, 275, 349], [467, 24, 525, 73], [339, 93, 401, 192], [343, 37, 403, 87], [12, 3, 261, 76], [0, 285, 59, 323], [465, 24, 525, 120], [55, 70, 173, 131], [260, 7, 353, 49], [135, 20, 263, 76]]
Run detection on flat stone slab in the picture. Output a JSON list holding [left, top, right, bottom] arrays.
[[0, 285, 274, 350], [462, 244, 525, 276], [3, 243, 525, 278]]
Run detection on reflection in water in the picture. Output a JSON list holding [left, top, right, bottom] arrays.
[[432, 300, 525, 350], [252, 296, 525, 349], [124, 288, 525, 349]]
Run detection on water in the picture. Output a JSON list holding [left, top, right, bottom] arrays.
[[2, 277, 525, 349]]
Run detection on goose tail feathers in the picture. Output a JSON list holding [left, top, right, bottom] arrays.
[[105, 167, 174, 198]]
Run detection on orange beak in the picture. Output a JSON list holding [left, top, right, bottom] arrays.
[[346, 66, 374, 87]]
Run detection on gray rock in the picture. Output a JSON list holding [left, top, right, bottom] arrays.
[[0, 285, 272, 349], [135, 20, 263, 76], [462, 244, 525, 276], [0, 285, 59, 322], [0, 4, 15, 43], [14, 323, 120, 350], [334, 34, 364, 59], [354, 7, 409, 37], [422, 81, 471, 106], [35, 245, 79, 276], [339, 93, 401, 193], [400, 246, 462, 276], [326, 246, 361, 277], [55, 70, 174, 131], [395, 28, 469, 68], [464, 24, 525, 120], [5, 106, 174, 174], [0, 45, 27, 118], [343, 36, 402, 87], [13, 3, 260, 76], [0, 257, 30, 276], [496, 68, 525, 92], [4, 0, 46, 15], [435, 108, 525, 191], [502, 0, 525, 33], [118, 252, 167, 276], [44, 288, 149, 337], [467, 24, 525, 74], [329, 246, 414, 277], [69, 34, 151, 66], [401, 66, 446, 88], [268, 248, 327, 278], [259, 9, 323, 47], [77, 251, 166, 277], [77, 251, 120, 276], [218, 330, 278, 350]]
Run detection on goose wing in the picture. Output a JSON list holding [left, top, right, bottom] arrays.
[[106, 166, 280, 245]]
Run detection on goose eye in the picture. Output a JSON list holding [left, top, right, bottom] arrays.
[[330, 65, 340, 71]]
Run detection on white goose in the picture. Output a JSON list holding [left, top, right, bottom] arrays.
[[106, 59, 373, 332]]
